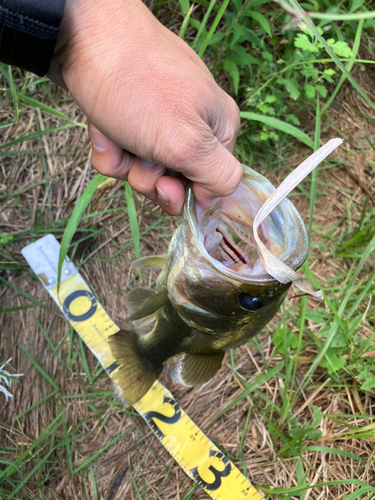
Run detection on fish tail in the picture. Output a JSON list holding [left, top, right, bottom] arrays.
[[108, 330, 163, 407]]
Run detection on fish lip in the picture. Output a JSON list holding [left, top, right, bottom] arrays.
[[184, 169, 308, 284]]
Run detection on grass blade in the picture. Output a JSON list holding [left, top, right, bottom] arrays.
[[18, 345, 60, 391], [57, 174, 105, 292], [321, 18, 364, 114], [8, 66, 19, 122], [124, 181, 141, 261], [192, 0, 217, 49], [198, 0, 230, 57], [240, 112, 314, 148], [208, 361, 283, 426], [308, 96, 321, 238], [0, 124, 78, 151]]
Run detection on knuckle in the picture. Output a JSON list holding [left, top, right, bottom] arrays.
[[217, 161, 243, 197], [156, 125, 201, 167]]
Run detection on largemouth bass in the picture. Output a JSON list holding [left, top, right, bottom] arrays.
[[109, 140, 342, 407]]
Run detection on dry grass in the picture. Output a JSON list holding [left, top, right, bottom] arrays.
[[1, 42, 375, 500]]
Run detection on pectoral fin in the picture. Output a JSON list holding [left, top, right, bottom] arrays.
[[171, 351, 225, 387], [125, 288, 156, 317], [131, 255, 166, 270], [129, 290, 169, 321]]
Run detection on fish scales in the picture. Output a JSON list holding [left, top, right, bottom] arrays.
[[108, 163, 309, 407]]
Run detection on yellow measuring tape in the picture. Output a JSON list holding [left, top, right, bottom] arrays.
[[22, 234, 263, 500]]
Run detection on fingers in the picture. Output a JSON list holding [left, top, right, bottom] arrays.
[[161, 120, 243, 206], [155, 176, 186, 216], [127, 158, 165, 201], [88, 122, 186, 215], [128, 160, 186, 215], [192, 144, 243, 209], [88, 122, 134, 179]]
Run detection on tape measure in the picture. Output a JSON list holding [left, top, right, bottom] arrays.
[[22, 234, 263, 500]]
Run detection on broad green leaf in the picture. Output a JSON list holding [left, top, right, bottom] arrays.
[[273, 328, 298, 354], [315, 85, 328, 98], [301, 67, 319, 79], [350, 0, 365, 10], [229, 22, 243, 47], [227, 45, 257, 69], [206, 31, 225, 44], [305, 309, 333, 324], [319, 348, 346, 373], [178, 0, 189, 15], [285, 114, 300, 126], [264, 95, 276, 103], [326, 39, 353, 58], [222, 59, 239, 95], [245, 11, 272, 37], [294, 34, 320, 53], [304, 84, 315, 100], [256, 104, 275, 115], [261, 51, 273, 62], [241, 27, 261, 46], [357, 369, 375, 391], [281, 78, 300, 100], [240, 112, 314, 149]]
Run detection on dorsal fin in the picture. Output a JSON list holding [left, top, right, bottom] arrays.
[[129, 290, 169, 321], [131, 255, 166, 270]]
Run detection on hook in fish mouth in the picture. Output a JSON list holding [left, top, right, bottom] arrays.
[[184, 165, 308, 284]]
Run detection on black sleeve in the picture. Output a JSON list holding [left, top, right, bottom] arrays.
[[0, 0, 66, 77]]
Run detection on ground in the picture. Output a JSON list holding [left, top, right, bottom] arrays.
[[1, 34, 375, 500]]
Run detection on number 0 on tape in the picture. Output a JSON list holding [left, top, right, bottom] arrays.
[[22, 234, 263, 500]]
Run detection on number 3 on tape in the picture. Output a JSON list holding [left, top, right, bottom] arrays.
[[22, 234, 263, 500]]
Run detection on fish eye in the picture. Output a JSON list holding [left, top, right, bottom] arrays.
[[238, 293, 264, 311]]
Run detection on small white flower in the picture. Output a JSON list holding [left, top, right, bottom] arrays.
[[0, 357, 24, 403]]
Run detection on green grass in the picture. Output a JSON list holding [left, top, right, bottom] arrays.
[[1, 0, 375, 498]]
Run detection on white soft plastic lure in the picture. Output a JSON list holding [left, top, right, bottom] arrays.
[[254, 138, 343, 299]]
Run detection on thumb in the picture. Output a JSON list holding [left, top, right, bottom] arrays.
[[191, 142, 243, 208]]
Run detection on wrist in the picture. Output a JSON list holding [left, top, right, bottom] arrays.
[[49, 0, 150, 88], [0, 0, 66, 76]]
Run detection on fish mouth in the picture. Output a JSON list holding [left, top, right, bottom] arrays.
[[184, 165, 308, 284]]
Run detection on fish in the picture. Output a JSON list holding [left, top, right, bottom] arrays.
[[109, 139, 343, 407], [108, 166, 308, 406]]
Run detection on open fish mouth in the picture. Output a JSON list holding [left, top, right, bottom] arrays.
[[185, 166, 308, 283], [185, 138, 343, 297]]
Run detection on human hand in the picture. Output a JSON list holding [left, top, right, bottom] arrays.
[[49, 0, 242, 215]]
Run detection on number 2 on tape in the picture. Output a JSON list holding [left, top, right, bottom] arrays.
[[144, 396, 181, 438]]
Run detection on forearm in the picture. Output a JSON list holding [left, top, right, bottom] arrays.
[[0, 0, 65, 76]]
